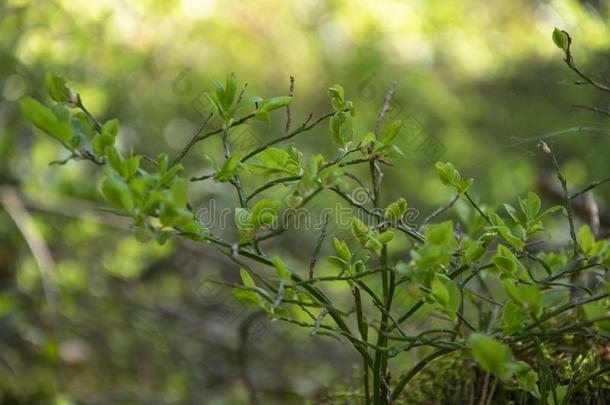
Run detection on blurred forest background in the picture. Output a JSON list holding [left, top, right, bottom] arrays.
[[1, 0, 610, 404]]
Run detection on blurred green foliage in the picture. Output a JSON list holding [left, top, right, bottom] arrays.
[[1, 0, 610, 403]]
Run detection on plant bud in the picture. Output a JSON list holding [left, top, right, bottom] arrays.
[[538, 140, 551, 154]]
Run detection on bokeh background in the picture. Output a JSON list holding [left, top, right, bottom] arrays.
[[1, 0, 609, 403]]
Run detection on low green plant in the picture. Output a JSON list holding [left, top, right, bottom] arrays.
[[21, 30, 610, 404]]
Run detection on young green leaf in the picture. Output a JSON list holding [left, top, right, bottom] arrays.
[[45, 72, 76, 105], [260, 96, 292, 112], [20, 97, 74, 144], [330, 112, 353, 146], [272, 256, 291, 281], [467, 333, 513, 379], [552, 28, 569, 52]]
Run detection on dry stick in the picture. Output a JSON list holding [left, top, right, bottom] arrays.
[[370, 81, 397, 206], [0, 188, 58, 311], [236, 82, 248, 106], [547, 144, 579, 257], [309, 213, 329, 279], [285, 76, 295, 133], [374, 81, 397, 136]]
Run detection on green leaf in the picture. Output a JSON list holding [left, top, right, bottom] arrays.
[[513, 361, 540, 398], [467, 333, 513, 379], [435, 161, 460, 186], [503, 281, 543, 317], [272, 256, 291, 281], [504, 204, 521, 223], [330, 112, 353, 146], [578, 224, 598, 256], [235, 208, 253, 241], [425, 221, 455, 246], [232, 288, 265, 307], [215, 154, 242, 182], [260, 96, 292, 112], [102, 119, 119, 137], [377, 230, 394, 244], [332, 238, 351, 262], [254, 110, 270, 122], [430, 275, 449, 307], [582, 300, 610, 332], [351, 217, 369, 237], [248, 147, 301, 176], [92, 135, 114, 156], [233, 268, 266, 308], [435, 161, 472, 193], [328, 84, 345, 101], [106, 146, 124, 174], [361, 132, 376, 148], [20, 97, 74, 143], [503, 300, 527, 334], [546, 385, 567, 405], [170, 178, 188, 208], [100, 176, 134, 212], [251, 198, 280, 227], [552, 28, 569, 52], [124, 155, 141, 179], [492, 244, 522, 276], [380, 120, 402, 145], [224, 72, 237, 108], [240, 268, 256, 288], [519, 192, 541, 220], [463, 239, 487, 264], [385, 198, 408, 222], [44, 72, 74, 104]]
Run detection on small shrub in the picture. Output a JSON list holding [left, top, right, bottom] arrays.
[[21, 30, 610, 404]]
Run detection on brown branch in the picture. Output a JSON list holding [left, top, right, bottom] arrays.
[[285, 75, 295, 133], [0, 187, 58, 310], [573, 103, 610, 117]]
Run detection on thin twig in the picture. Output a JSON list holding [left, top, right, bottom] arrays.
[[241, 110, 336, 163], [285, 75, 295, 133], [374, 81, 397, 136], [547, 143, 579, 257], [0, 188, 58, 311], [172, 112, 214, 165], [421, 194, 459, 228], [573, 103, 610, 117], [309, 213, 329, 279]]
